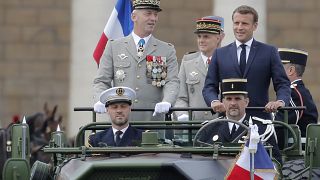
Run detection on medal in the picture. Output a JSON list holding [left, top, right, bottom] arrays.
[[160, 80, 166, 86], [152, 73, 157, 79], [162, 57, 166, 64], [152, 68, 158, 73], [152, 80, 157, 86], [137, 51, 143, 58], [146, 55, 153, 62], [156, 81, 161, 87], [161, 72, 167, 78], [115, 69, 125, 82], [156, 73, 161, 79], [145, 55, 168, 88]]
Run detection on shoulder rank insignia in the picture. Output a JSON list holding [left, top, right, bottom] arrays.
[[186, 51, 197, 55]]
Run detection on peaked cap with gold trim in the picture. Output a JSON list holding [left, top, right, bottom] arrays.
[[221, 78, 248, 95], [100, 87, 136, 107], [278, 48, 308, 66], [194, 16, 222, 34], [132, 0, 162, 11]]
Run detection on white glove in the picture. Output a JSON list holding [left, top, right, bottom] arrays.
[[153, 102, 171, 116], [94, 101, 106, 114], [177, 114, 189, 121]]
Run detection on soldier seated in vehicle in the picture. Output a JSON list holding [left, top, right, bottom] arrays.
[[88, 87, 143, 147], [197, 78, 282, 164]]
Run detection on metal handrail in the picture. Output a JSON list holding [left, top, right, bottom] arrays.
[[74, 106, 306, 112], [74, 106, 306, 123]]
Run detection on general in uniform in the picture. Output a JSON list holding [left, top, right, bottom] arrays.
[[175, 16, 224, 121], [93, 0, 179, 122]]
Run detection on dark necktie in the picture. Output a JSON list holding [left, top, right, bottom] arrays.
[[115, 130, 123, 146], [206, 57, 211, 69], [230, 124, 237, 138], [240, 44, 247, 76], [137, 39, 145, 57]]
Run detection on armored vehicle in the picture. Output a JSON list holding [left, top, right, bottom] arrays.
[[2, 107, 320, 179]]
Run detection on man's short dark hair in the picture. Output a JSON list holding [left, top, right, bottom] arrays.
[[289, 63, 305, 77], [232, 5, 258, 23]]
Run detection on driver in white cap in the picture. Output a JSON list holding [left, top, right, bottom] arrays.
[[88, 87, 142, 147]]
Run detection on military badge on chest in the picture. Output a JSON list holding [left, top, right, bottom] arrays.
[[189, 71, 199, 94], [115, 54, 128, 82], [115, 69, 125, 82], [146, 55, 167, 87]]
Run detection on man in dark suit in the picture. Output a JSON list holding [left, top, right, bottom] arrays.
[[202, 5, 291, 119], [276, 48, 318, 138], [89, 87, 142, 147], [199, 78, 282, 163]]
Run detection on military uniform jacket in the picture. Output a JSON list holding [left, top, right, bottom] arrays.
[[175, 52, 217, 121], [276, 79, 318, 137], [88, 125, 142, 147], [93, 35, 179, 121], [198, 115, 282, 163]]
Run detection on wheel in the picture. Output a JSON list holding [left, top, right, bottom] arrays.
[[282, 159, 320, 179]]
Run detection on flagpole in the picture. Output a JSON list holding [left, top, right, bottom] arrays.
[[249, 118, 258, 180], [250, 152, 254, 180]]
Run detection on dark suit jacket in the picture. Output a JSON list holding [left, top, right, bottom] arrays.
[[198, 115, 282, 163], [216, 121, 248, 143], [276, 80, 318, 137], [88, 125, 143, 147], [202, 39, 291, 119]]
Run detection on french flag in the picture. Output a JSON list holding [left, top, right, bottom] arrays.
[[226, 141, 277, 180], [93, 0, 134, 65]]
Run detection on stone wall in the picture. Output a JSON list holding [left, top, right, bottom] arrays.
[[154, 0, 213, 60], [267, 0, 320, 119], [0, 0, 319, 127], [0, 0, 70, 127]]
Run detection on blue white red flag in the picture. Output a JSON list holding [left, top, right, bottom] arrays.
[[226, 141, 277, 180], [93, 0, 133, 65]]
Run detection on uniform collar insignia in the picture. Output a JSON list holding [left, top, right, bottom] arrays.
[[242, 119, 249, 126], [290, 83, 298, 88]]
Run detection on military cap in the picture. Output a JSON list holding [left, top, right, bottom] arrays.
[[132, 0, 162, 12], [221, 78, 248, 95], [100, 87, 136, 107], [195, 16, 222, 34], [207, 16, 224, 31], [278, 48, 308, 66]]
